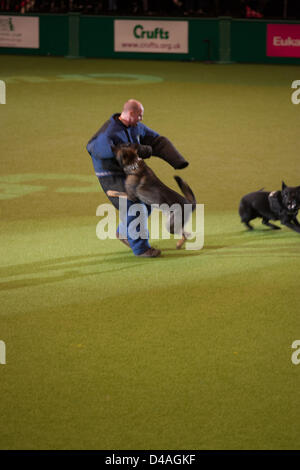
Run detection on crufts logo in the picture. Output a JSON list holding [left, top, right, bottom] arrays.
[[133, 24, 169, 40], [0, 80, 6, 104], [0, 340, 6, 365], [291, 80, 300, 104], [291, 340, 300, 365]]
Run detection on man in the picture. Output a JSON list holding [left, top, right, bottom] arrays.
[[87, 99, 188, 257]]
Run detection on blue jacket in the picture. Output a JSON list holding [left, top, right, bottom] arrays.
[[87, 113, 159, 177]]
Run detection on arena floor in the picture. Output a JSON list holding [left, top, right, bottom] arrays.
[[1, 54, 300, 449]]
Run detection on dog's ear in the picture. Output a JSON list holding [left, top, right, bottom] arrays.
[[111, 144, 117, 154], [132, 143, 139, 152], [282, 181, 287, 190]]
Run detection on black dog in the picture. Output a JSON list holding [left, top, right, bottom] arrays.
[[239, 182, 300, 233], [108, 144, 196, 248]]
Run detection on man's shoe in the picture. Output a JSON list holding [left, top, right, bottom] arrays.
[[116, 232, 130, 248], [137, 247, 161, 258]]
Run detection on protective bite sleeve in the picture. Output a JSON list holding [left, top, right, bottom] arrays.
[[145, 136, 189, 169], [137, 144, 152, 159]]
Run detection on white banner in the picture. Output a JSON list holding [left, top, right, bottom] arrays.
[[114, 20, 188, 54], [0, 16, 39, 48]]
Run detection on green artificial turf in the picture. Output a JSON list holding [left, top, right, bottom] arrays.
[[0, 55, 300, 450]]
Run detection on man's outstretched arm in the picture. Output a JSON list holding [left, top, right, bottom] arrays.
[[141, 131, 189, 170]]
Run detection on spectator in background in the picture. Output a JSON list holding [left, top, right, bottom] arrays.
[[243, 0, 263, 17], [2, 0, 299, 18], [184, 0, 209, 16], [263, 0, 300, 19]]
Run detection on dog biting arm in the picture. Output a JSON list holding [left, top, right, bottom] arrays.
[[136, 144, 152, 159], [111, 143, 152, 159]]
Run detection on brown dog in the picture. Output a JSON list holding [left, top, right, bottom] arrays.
[[108, 144, 196, 249]]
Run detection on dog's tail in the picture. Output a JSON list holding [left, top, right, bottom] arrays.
[[174, 176, 196, 208]]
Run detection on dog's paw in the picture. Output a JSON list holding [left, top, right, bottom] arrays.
[[176, 234, 187, 249]]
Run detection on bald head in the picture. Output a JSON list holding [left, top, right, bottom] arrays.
[[123, 99, 143, 113], [119, 99, 144, 127]]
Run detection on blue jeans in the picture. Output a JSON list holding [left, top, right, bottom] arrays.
[[98, 175, 152, 255]]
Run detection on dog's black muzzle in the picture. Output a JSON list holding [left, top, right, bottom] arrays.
[[286, 201, 298, 212]]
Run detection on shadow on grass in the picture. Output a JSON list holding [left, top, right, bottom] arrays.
[[0, 246, 196, 291], [0, 240, 207, 290], [1, 226, 299, 291], [203, 228, 300, 256], [0, 256, 151, 291]]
